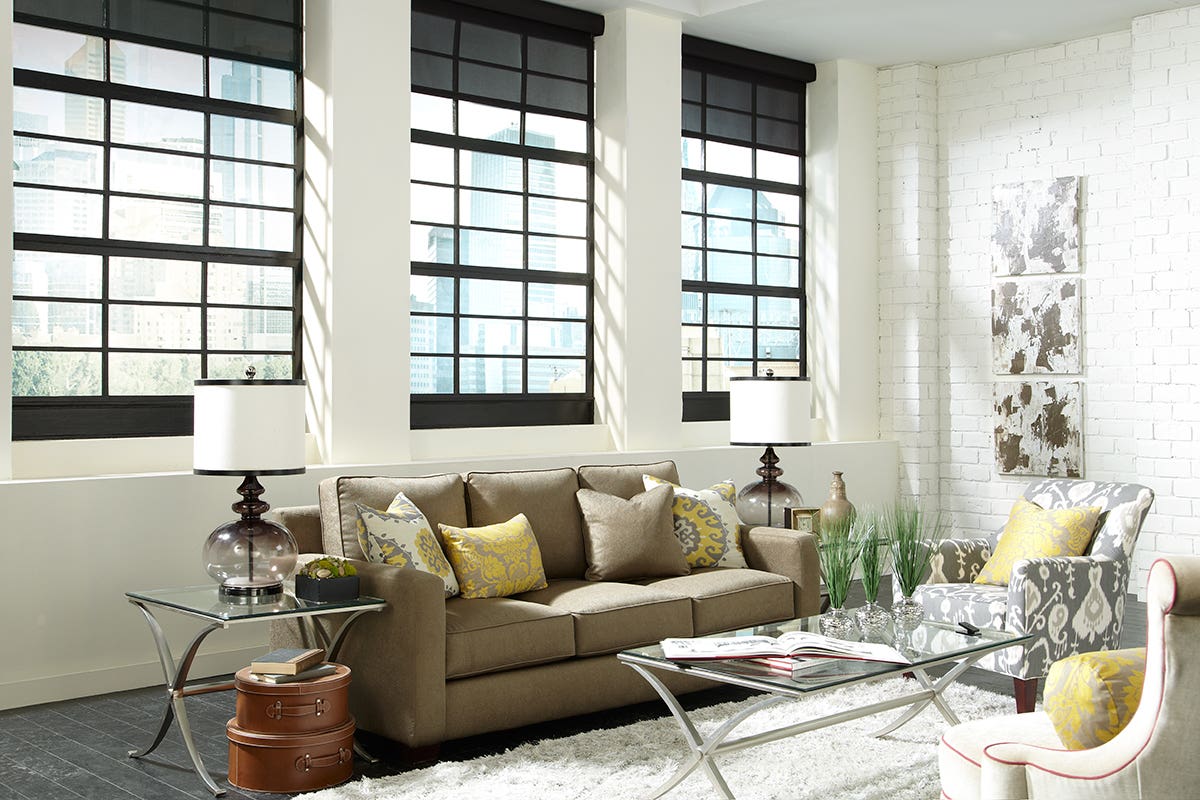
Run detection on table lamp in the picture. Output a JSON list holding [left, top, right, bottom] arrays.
[[194, 367, 306, 598], [729, 371, 811, 527]]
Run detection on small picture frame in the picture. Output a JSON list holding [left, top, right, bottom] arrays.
[[788, 507, 821, 535]]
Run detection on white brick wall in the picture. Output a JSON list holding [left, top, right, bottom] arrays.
[[878, 7, 1200, 595]]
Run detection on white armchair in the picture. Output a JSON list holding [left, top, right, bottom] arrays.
[[904, 479, 1154, 711], [939, 555, 1200, 800]]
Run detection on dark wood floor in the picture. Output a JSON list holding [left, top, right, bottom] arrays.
[[0, 585, 1148, 800]]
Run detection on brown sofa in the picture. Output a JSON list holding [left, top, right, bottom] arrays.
[[269, 461, 820, 751]]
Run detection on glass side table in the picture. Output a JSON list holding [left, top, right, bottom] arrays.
[[125, 585, 386, 796]]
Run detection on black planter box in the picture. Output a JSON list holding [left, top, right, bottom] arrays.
[[295, 574, 360, 603]]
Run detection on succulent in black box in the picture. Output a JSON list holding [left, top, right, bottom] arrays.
[[294, 557, 359, 602]]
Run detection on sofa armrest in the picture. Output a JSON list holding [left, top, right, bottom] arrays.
[[267, 504, 322, 554], [270, 558, 447, 748], [741, 526, 821, 617], [929, 537, 992, 583]]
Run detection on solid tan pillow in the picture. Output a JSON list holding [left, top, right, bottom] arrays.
[[577, 485, 689, 581]]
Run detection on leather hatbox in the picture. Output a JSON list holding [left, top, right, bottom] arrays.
[[227, 717, 356, 793], [233, 664, 352, 735]]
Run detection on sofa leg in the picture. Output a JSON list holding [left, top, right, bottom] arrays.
[[400, 743, 441, 765], [1013, 677, 1038, 713]]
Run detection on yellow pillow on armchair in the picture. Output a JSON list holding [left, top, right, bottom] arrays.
[[974, 498, 1101, 586]]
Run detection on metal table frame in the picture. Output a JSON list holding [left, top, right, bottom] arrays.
[[619, 627, 1029, 800], [126, 589, 385, 796]]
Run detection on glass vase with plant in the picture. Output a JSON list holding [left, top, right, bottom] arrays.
[[817, 514, 860, 638], [886, 499, 941, 627], [852, 511, 890, 635]]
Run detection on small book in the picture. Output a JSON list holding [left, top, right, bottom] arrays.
[[250, 647, 325, 675], [659, 631, 910, 665], [251, 663, 338, 684]]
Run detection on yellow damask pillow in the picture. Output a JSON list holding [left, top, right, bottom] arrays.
[[974, 498, 1101, 586], [643, 475, 747, 570], [1044, 648, 1146, 750], [438, 514, 549, 599], [356, 494, 459, 597]]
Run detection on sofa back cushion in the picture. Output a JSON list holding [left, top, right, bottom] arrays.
[[466, 467, 583, 579], [577, 460, 680, 500], [319, 474, 468, 559]]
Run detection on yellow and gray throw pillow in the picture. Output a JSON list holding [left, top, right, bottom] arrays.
[[355, 493, 459, 597], [1044, 647, 1146, 750], [643, 474, 747, 570], [438, 513, 549, 599], [974, 497, 1101, 586]]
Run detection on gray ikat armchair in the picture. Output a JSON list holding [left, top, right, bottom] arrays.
[[905, 478, 1154, 712]]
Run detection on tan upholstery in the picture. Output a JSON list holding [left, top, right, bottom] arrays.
[[577, 460, 680, 499], [318, 474, 467, 560], [268, 504, 321, 554], [445, 597, 575, 679], [517, 579, 693, 656], [741, 526, 822, 617], [466, 468, 584, 579], [577, 485, 688, 581], [642, 567, 794, 635], [939, 556, 1200, 800]]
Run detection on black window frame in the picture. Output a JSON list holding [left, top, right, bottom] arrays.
[[409, 0, 603, 430], [11, 0, 304, 440], [681, 36, 815, 422]]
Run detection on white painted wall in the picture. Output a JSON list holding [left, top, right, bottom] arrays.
[[878, 5, 1200, 595], [0, 3, 896, 709]]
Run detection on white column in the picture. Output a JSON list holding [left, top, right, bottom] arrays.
[[594, 9, 684, 451], [0, 0, 13, 480], [807, 60, 880, 442], [303, 0, 411, 465]]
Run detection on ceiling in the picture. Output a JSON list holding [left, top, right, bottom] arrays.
[[555, 0, 1193, 66]]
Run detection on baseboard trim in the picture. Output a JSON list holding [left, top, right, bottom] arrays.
[[0, 647, 262, 711]]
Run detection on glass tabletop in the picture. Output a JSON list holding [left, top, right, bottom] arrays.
[[620, 615, 1031, 695], [126, 585, 386, 622]]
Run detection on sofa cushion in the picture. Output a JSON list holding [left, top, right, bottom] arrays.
[[355, 495, 459, 597], [438, 514, 549, 599], [641, 568, 794, 635], [577, 460, 680, 500], [975, 498, 1101, 586], [516, 580, 693, 656], [466, 468, 584, 580], [913, 582, 1008, 630], [445, 597, 575, 679], [1044, 647, 1146, 750], [577, 485, 688, 581], [644, 475, 748, 570], [320, 474, 467, 560]]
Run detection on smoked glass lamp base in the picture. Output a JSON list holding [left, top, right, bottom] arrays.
[[735, 479, 803, 528]]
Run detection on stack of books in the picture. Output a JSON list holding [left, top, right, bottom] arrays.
[[248, 648, 336, 684]]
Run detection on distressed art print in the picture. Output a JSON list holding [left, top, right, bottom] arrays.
[[992, 177, 1080, 275], [992, 278, 1081, 374], [995, 381, 1083, 478]]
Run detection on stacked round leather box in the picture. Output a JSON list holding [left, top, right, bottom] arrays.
[[226, 664, 355, 793]]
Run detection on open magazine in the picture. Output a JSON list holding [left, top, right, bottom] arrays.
[[660, 631, 910, 665]]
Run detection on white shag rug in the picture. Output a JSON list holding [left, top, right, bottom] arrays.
[[302, 681, 1009, 800]]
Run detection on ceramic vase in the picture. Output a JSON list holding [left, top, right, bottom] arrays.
[[820, 471, 856, 528]]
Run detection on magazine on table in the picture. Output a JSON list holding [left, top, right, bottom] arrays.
[[659, 631, 910, 665]]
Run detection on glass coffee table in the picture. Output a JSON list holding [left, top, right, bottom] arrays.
[[126, 585, 386, 796], [618, 615, 1030, 800]]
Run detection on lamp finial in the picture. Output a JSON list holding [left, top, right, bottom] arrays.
[[245, 365, 256, 380]]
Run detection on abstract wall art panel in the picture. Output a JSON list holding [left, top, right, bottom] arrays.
[[995, 380, 1083, 478], [992, 278, 1081, 374], [992, 177, 1080, 275]]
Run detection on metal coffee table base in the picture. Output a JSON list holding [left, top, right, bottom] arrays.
[[626, 653, 986, 800]]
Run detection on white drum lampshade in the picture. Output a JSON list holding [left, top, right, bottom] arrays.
[[194, 372, 306, 598], [729, 375, 811, 528]]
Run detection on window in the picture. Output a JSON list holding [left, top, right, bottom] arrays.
[[680, 37, 815, 421], [12, 0, 303, 439], [409, 0, 603, 429]]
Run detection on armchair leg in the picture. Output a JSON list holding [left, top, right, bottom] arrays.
[[1013, 677, 1038, 713]]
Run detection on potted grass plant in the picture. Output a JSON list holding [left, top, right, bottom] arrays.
[[885, 499, 942, 627], [817, 514, 861, 638], [852, 511, 891, 635]]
